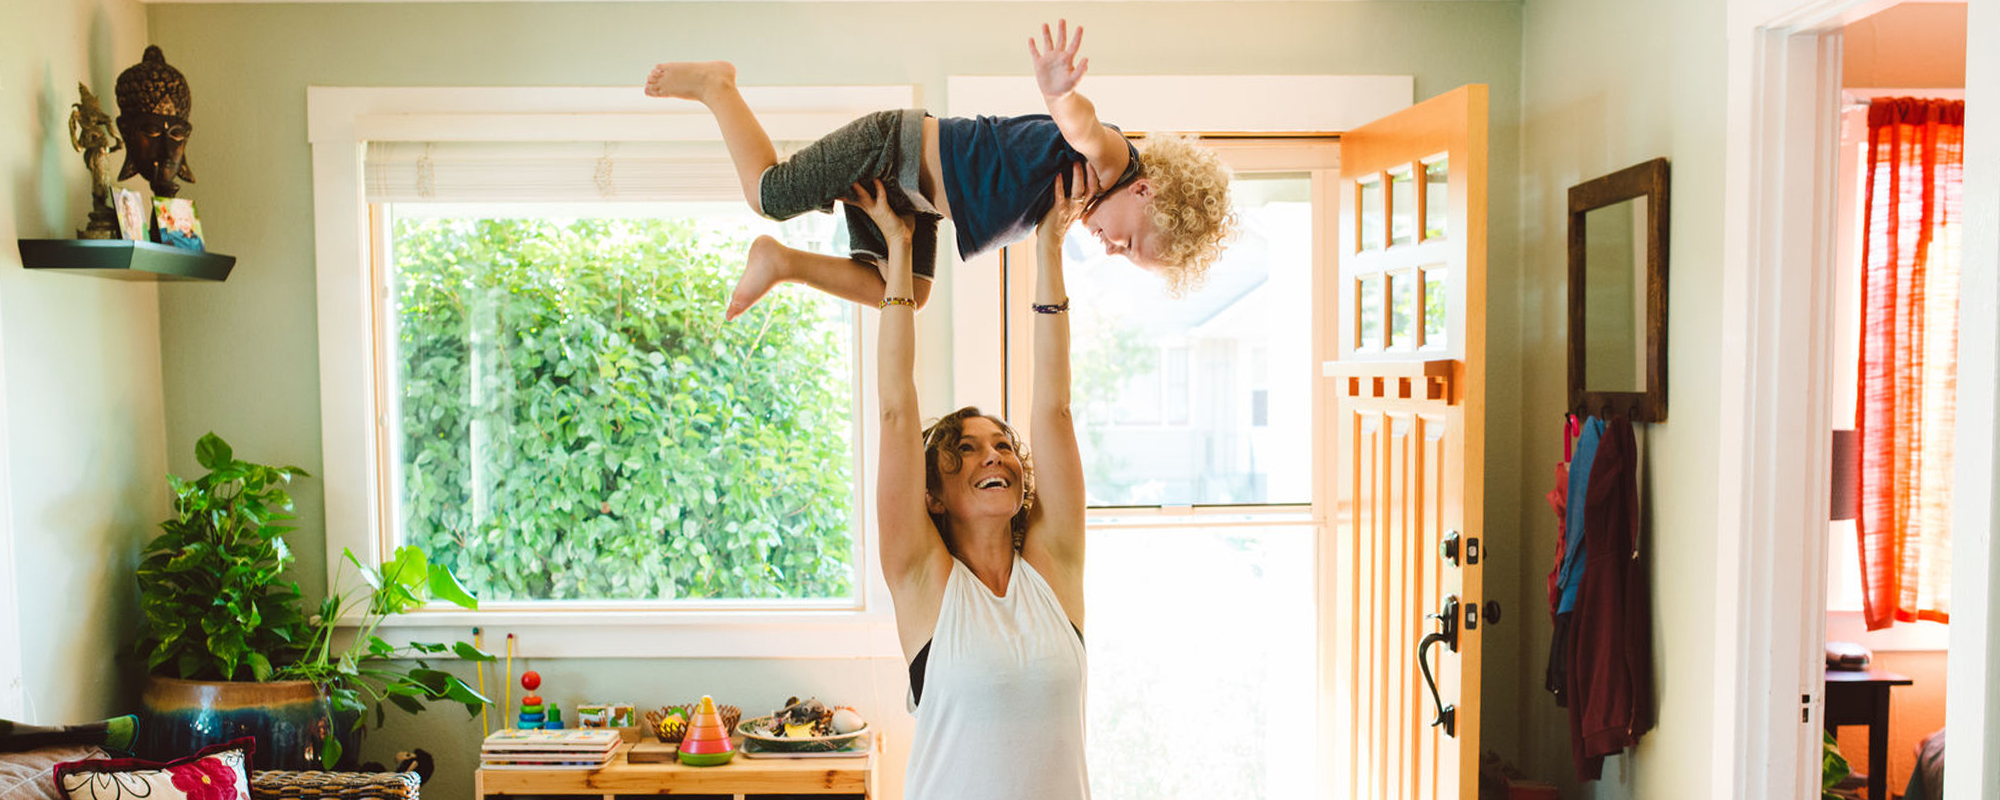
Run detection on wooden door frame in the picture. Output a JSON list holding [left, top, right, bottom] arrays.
[[1717, 1, 1995, 797]]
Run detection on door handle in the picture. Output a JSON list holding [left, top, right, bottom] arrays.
[[1418, 596, 1459, 737]]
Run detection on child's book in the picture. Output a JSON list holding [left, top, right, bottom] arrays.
[[481, 728, 622, 752], [480, 727, 621, 768]]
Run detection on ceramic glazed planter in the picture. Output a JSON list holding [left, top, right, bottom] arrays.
[[140, 676, 331, 770]]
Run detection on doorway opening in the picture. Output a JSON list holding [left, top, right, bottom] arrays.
[[1816, 8, 1967, 800]]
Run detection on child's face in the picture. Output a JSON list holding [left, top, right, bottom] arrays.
[[1081, 179, 1165, 272]]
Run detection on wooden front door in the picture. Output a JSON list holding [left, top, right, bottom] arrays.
[[1324, 84, 1488, 800]]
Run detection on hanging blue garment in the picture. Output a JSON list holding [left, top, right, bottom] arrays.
[[1556, 416, 1606, 614]]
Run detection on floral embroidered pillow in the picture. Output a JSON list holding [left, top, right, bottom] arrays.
[[50, 737, 253, 800]]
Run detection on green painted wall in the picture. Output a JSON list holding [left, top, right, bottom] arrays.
[[0, 0, 167, 724], [145, 3, 1524, 798], [1519, 0, 1725, 797]]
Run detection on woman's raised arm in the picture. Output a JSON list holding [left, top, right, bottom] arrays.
[[860, 181, 947, 592], [1026, 165, 1092, 569]]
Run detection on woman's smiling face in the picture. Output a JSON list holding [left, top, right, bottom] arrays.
[[931, 416, 1026, 518]]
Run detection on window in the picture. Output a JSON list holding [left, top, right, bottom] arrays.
[[310, 86, 913, 656], [1084, 515, 1317, 799], [377, 201, 858, 605], [1822, 93, 1962, 650], [1068, 171, 1316, 507], [993, 142, 1335, 799], [1070, 154, 1327, 800]]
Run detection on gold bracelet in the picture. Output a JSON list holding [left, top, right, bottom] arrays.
[[878, 296, 917, 309]]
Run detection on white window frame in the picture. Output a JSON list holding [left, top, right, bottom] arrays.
[[307, 85, 912, 658]]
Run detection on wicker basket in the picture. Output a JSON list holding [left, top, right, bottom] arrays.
[[646, 703, 740, 743], [250, 771, 419, 800]]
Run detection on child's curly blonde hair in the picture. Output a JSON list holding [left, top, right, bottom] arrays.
[[1136, 133, 1238, 296]]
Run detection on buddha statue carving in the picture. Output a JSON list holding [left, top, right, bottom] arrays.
[[115, 46, 196, 199]]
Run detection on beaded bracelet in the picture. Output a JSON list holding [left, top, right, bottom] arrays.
[[878, 296, 917, 309], [1031, 298, 1070, 314]]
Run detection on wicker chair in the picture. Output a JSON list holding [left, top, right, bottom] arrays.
[[251, 770, 421, 800]]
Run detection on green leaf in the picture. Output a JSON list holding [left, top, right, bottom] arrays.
[[383, 546, 431, 594], [246, 652, 273, 682], [344, 548, 382, 590], [387, 693, 426, 715], [195, 433, 233, 471], [321, 736, 342, 770], [428, 564, 479, 610], [452, 642, 496, 661], [407, 668, 452, 695], [437, 675, 491, 706]]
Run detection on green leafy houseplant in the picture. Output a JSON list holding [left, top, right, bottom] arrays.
[[276, 546, 494, 768], [136, 433, 312, 681], [136, 433, 493, 768]]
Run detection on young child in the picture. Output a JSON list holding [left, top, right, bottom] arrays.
[[644, 19, 1236, 319]]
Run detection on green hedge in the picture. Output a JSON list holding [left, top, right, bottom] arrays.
[[392, 216, 855, 601]]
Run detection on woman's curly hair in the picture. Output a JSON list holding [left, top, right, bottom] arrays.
[[921, 406, 1035, 552], [1136, 133, 1238, 297]]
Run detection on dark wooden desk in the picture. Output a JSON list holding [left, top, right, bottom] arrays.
[[1824, 668, 1913, 800]]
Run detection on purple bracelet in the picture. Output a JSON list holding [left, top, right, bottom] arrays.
[[1032, 298, 1070, 314]]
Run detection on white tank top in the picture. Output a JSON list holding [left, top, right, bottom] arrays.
[[903, 554, 1089, 800]]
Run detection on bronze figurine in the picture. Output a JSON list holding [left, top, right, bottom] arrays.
[[68, 83, 123, 239], [115, 45, 196, 199]]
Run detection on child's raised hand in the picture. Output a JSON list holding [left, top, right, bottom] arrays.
[[848, 180, 913, 246], [1029, 19, 1089, 99], [1039, 162, 1097, 239]]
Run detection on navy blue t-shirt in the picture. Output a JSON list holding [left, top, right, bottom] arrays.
[[937, 114, 1141, 261]]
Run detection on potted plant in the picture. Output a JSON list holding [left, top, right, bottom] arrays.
[[277, 545, 494, 768], [135, 432, 493, 770]]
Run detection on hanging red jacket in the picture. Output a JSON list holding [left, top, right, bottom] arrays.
[[1564, 416, 1655, 780]]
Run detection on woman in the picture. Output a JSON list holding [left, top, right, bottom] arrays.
[[862, 162, 1094, 800]]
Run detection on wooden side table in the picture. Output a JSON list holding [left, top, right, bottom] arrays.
[[475, 737, 877, 800], [1824, 668, 1912, 800]]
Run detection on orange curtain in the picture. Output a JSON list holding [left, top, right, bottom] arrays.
[[1857, 97, 1963, 631]]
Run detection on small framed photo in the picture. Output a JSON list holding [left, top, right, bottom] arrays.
[[113, 188, 148, 242], [150, 196, 205, 252]]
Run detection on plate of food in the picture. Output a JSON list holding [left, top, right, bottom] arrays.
[[737, 697, 869, 753]]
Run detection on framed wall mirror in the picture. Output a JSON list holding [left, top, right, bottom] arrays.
[[1569, 157, 1669, 422]]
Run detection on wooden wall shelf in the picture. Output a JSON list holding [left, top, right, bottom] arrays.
[[17, 239, 234, 282]]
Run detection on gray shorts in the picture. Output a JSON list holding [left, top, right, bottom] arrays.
[[758, 108, 942, 279]]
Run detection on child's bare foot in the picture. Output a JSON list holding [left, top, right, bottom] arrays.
[[645, 61, 736, 102], [726, 235, 785, 321]]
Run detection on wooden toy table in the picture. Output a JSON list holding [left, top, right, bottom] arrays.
[[474, 737, 877, 800]]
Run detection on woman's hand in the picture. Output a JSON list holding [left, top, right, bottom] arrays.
[[849, 179, 913, 248], [1038, 162, 1097, 242]]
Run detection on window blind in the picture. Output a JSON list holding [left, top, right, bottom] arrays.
[[364, 140, 807, 204]]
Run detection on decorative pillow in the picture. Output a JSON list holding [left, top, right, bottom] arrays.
[[50, 738, 253, 800], [0, 745, 105, 800]]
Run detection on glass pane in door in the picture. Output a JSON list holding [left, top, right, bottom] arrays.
[[1390, 166, 1417, 247], [1423, 157, 1450, 241]]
